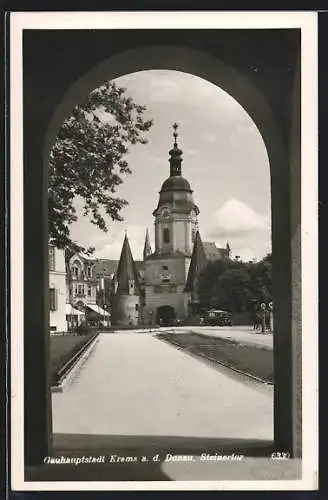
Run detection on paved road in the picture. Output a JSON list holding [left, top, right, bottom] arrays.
[[171, 326, 273, 349], [52, 333, 273, 440], [108, 326, 273, 349]]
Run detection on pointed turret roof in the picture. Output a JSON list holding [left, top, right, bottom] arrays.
[[143, 228, 152, 261], [185, 232, 230, 293], [185, 231, 207, 292], [115, 233, 140, 295]]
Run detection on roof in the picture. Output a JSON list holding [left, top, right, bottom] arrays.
[[185, 233, 230, 293], [65, 304, 85, 316], [86, 304, 110, 316], [92, 258, 144, 277], [92, 259, 118, 277], [146, 250, 190, 260], [203, 242, 222, 261], [143, 229, 152, 260], [184, 231, 207, 292], [160, 176, 192, 193], [115, 234, 141, 295]]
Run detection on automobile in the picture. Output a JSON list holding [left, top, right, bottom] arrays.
[[203, 309, 233, 326]]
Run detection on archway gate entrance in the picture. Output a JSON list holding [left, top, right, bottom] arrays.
[[156, 305, 176, 327], [22, 28, 302, 465]]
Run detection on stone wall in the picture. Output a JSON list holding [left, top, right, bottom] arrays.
[[143, 284, 189, 323], [144, 256, 190, 285], [115, 294, 140, 326]]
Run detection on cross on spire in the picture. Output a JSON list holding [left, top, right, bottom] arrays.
[[173, 122, 179, 146]]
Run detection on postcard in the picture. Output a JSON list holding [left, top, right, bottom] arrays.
[[9, 10, 318, 491]]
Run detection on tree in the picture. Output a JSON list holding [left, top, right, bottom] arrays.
[[49, 81, 153, 254], [211, 267, 253, 312], [197, 254, 272, 314], [247, 254, 272, 303], [197, 259, 229, 306]]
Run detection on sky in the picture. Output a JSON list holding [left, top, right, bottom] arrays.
[[69, 70, 271, 263]]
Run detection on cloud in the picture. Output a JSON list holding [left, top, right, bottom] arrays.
[[210, 199, 268, 238], [113, 70, 252, 122], [205, 199, 271, 262], [92, 225, 152, 261]]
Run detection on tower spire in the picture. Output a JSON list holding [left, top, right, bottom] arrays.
[[115, 233, 140, 295], [173, 122, 178, 146], [169, 123, 183, 177], [143, 228, 152, 261]]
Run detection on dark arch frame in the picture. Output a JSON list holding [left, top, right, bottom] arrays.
[[22, 33, 301, 467]]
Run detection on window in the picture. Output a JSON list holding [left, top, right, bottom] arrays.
[[163, 227, 170, 243], [49, 246, 55, 271], [72, 260, 81, 278], [49, 288, 57, 311], [87, 286, 92, 296], [135, 304, 139, 311], [87, 267, 92, 278], [162, 265, 168, 270], [77, 284, 85, 296]]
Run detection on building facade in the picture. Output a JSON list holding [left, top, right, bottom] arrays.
[[65, 252, 111, 326], [62, 125, 231, 328], [49, 244, 67, 332], [66, 253, 98, 308], [108, 124, 231, 326]]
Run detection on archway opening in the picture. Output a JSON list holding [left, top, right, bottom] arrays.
[[156, 305, 177, 327], [48, 65, 274, 452]]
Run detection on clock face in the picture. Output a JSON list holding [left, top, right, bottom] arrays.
[[162, 208, 170, 218]]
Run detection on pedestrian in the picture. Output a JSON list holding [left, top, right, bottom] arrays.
[[260, 302, 266, 333]]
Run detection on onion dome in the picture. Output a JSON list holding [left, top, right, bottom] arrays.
[[160, 176, 192, 192], [160, 123, 192, 193], [153, 123, 198, 216]]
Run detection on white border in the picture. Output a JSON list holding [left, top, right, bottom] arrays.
[[10, 11, 318, 491]]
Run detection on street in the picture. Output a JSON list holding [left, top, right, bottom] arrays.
[[52, 331, 273, 440], [167, 326, 273, 349]]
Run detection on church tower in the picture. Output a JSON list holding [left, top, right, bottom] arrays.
[[143, 124, 199, 326], [152, 123, 199, 256]]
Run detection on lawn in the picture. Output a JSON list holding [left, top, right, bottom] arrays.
[[157, 332, 273, 383], [50, 333, 95, 384]]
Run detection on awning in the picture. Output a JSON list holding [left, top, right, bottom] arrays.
[[65, 304, 85, 316], [86, 304, 110, 317]]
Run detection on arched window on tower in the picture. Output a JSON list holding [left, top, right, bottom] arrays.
[[163, 227, 170, 243]]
